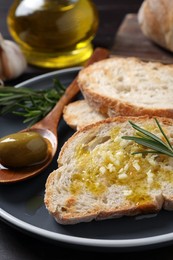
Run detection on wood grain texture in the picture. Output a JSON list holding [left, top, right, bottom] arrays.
[[112, 14, 173, 64]]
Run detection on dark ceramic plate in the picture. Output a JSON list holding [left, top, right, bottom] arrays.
[[1, 67, 173, 252]]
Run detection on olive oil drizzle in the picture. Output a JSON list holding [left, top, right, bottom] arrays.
[[70, 124, 173, 205]]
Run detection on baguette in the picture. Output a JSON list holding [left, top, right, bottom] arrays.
[[138, 0, 173, 53], [63, 99, 106, 130], [77, 56, 173, 118], [44, 116, 173, 225]]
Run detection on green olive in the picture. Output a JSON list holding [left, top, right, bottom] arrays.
[[0, 131, 48, 168]]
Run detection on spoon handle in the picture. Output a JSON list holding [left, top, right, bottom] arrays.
[[32, 47, 110, 133]]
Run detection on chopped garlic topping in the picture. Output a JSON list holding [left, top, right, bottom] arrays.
[[146, 169, 154, 185], [118, 173, 128, 179], [107, 163, 115, 172], [133, 160, 140, 171], [99, 166, 106, 174]]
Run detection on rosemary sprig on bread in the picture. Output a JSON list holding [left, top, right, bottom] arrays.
[[122, 118, 173, 157]]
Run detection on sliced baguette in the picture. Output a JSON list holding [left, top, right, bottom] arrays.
[[44, 116, 173, 225], [63, 99, 106, 130], [77, 56, 173, 118]]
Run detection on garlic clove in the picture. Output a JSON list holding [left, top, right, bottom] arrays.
[[0, 79, 4, 87], [0, 33, 27, 80]]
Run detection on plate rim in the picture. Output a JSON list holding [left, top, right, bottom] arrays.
[[1, 66, 173, 250], [1, 208, 173, 249], [16, 66, 82, 88]]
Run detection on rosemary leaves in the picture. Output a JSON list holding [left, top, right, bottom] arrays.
[[0, 78, 65, 126], [122, 118, 173, 157]]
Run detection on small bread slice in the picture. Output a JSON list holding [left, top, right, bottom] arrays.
[[77, 56, 173, 118], [63, 100, 106, 130], [44, 116, 173, 225]]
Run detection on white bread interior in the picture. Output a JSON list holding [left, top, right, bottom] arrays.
[[77, 56, 173, 118], [44, 116, 173, 225]]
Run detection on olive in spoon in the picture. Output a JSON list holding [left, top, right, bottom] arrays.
[[0, 48, 110, 183]]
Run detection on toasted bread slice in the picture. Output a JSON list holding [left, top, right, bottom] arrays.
[[77, 56, 173, 118], [44, 116, 173, 225], [63, 100, 106, 130]]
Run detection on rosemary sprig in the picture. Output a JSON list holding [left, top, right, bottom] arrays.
[[121, 118, 173, 157], [0, 78, 66, 126]]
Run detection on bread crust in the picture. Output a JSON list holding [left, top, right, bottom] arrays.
[[77, 56, 173, 119], [138, 0, 173, 52], [44, 116, 173, 225]]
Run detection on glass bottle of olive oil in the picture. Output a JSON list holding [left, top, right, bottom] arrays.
[[7, 0, 99, 68]]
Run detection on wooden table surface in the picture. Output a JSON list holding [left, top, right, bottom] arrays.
[[1, 0, 173, 259]]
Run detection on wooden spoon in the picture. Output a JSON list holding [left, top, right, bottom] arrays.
[[0, 48, 110, 183]]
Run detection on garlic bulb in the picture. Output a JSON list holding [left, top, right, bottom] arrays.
[[0, 33, 27, 80], [0, 79, 4, 86]]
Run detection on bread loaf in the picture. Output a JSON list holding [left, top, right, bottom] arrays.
[[77, 56, 173, 119], [138, 0, 173, 52], [44, 116, 173, 225]]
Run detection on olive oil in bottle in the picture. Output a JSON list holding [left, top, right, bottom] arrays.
[[7, 0, 99, 68]]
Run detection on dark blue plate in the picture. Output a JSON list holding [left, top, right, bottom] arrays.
[[1, 67, 173, 252]]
